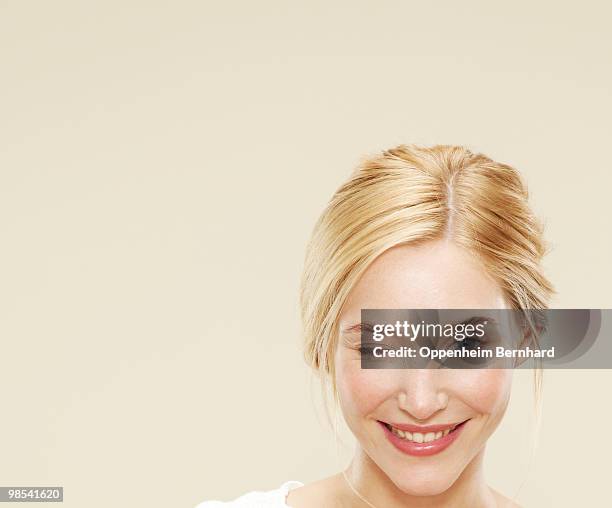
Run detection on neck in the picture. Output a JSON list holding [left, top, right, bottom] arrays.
[[344, 446, 496, 508]]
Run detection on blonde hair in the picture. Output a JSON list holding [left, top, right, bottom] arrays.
[[299, 143, 555, 416]]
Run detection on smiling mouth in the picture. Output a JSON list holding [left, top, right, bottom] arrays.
[[380, 420, 467, 444]]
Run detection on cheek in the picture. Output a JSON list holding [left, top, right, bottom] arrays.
[[447, 370, 512, 416], [336, 353, 393, 418]]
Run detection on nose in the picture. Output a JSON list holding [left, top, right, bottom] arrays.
[[396, 369, 448, 421]]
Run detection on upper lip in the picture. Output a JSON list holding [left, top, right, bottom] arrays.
[[380, 419, 468, 433]]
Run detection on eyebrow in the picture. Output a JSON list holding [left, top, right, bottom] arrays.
[[458, 316, 497, 325]]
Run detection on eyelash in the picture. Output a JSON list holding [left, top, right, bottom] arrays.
[[449, 337, 485, 350]]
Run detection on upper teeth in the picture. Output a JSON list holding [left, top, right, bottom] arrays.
[[390, 425, 455, 443]]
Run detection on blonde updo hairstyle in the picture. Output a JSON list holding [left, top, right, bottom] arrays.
[[299, 144, 555, 418]]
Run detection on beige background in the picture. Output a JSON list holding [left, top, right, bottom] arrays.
[[1, 1, 611, 507]]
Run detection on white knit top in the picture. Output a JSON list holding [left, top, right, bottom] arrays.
[[195, 481, 304, 507]]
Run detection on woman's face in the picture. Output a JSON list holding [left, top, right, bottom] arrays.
[[335, 239, 513, 496]]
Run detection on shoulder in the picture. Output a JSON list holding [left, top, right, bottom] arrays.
[[194, 480, 304, 508]]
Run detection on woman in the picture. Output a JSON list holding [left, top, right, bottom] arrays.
[[197, 144, 554, 507]]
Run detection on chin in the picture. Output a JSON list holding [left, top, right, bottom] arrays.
[[387, 463, 460, 497]]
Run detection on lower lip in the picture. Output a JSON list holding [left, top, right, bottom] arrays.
[[379, 420, 468, 457]]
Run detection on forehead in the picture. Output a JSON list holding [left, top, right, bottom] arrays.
[[340, 239, 506, 317]]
